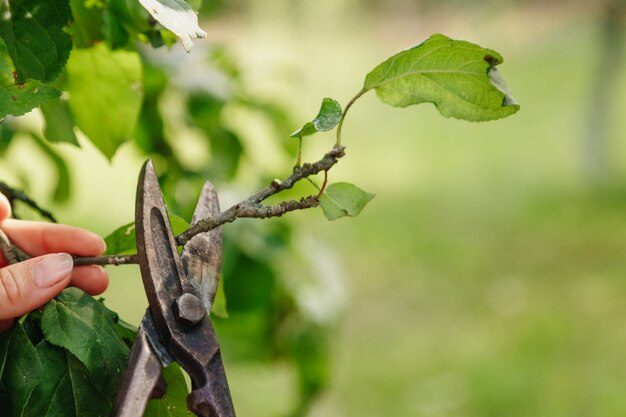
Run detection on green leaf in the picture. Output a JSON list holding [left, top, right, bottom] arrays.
[[0, 0, 72, 83], [41, 99, 79, 146], [211, 274, 228, 319], [363, 33, 519, 121], [144, 363, 191, 417], [0, 120, 14, 155], [319, 182, 375, 221], [69, 0, 105, 48], [137, 0, 207, 52], [104, 214, 190, 255], [114, 318, 138, 346], [291, 98, 342, 138], [31, 134, 71, 202], [41, 288, 130, 399], [65, 43, 143, 160], [0, 39, 61, 117], [0, 323, 43, 417], [25, 342, 111, 417]]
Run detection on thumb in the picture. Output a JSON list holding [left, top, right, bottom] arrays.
[[0, 253, 73, 324]]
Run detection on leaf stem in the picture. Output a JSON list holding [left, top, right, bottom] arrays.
[[336, 89, 368, 147], [295, 136, 303, 167]]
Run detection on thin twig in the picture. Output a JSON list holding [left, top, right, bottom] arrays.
[[0, 182, 57, 222], [73, 145, 346, 266], [176, 145, 345, 246], [73, 254, 138, 267]]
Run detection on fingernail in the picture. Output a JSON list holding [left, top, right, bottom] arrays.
[[33, 254, 74, 288]]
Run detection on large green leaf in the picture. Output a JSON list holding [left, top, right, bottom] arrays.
[[65, 43, 143, 159], [319, 182, 375, 221], [0, 39, 60, 117], [25, 342, 111, 417], [41, 288, 130, 399], [0, 0, 72, 83], [363, 33, 519, 121], [291, 98, 342, 138], [137, 0, 206, 52], [104, 214, 190, 255], [0, 323, 43, 417]]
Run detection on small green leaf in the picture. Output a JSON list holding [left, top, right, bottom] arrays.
[[0, 39, 61, 117], [41, 99, 79, 146], [212, 274, 228, 319], [137, 0, 207, 52], [145, 363, 191, 417], [0, 322, 43, 417], [41, 288, 130, 399], [65, 43, 143, 160], [319, 182, 375, 221], [0, 120, 14, 155], [104, 222, 137, 256], [25, 342, 111, 417], [0, 0, 72, 83], [104, 214, 190, 255], [291, 98, 342, 138], [31, 134, 71, 202], [363, 33, 519, 121]]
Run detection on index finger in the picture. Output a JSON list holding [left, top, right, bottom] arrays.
[[0, 219, 106, 262], [0, 193, 11, 222]]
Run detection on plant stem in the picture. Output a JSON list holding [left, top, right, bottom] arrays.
[[73, 255, 138, 266], [336, 89, 367, 147], [295, 136, 303, 167]]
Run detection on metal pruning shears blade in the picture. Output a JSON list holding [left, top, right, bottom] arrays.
[[181, 181, 222, 315], [112, 160, 236, 417]]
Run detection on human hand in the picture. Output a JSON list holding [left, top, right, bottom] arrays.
[[0, 192, 109, 332]]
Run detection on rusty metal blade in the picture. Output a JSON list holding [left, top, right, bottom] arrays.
[[135, 160, 236, 417], [136, 159, 195, 338], [111, 324, 165, 417], [181, 181, 222, 313]]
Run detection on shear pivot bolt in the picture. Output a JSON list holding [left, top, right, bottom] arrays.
[[173, 293, 205, 326]]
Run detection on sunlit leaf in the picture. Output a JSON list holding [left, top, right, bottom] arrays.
[[137, 0, 207, 52], [319, 182, 375, 221], [363, 33, 519, 121], [65, 43, 143, 159], [0, 39, 60, 117], [291, 98, 342, 138], [41, 288, 129, 399]]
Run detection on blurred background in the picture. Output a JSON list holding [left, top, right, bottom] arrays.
[[2, 0, 626, 416]]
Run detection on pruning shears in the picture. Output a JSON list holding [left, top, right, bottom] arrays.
[[112, 160, 236, 417]]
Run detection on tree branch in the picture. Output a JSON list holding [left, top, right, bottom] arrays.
[[175, 145, 344, 246], [73, 254, 138, 267], [72, 145, 346, 266]]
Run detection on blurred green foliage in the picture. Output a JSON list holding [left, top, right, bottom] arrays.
[[0, 0, 338, 414]]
